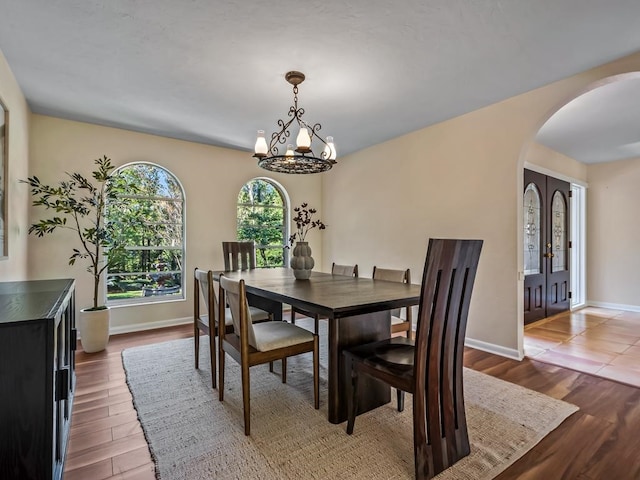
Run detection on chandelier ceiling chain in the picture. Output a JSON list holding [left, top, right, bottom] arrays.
[[253, 71, 337, 174]]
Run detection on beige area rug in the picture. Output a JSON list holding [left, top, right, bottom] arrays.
[[123, 320, 578, 480]]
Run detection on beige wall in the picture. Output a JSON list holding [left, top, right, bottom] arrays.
[[28, 115, 323, 331], [0, 49, 30, 281], [324, 52, 640, 357], [10, 44, 640, 353], [524, 142, 588, 183], [587, 157, 640, 309]]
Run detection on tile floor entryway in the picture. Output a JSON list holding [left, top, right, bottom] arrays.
[[524, 307, 640, 388]]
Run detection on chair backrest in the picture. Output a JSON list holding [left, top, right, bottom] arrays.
[[372, 266, 411, 320], [372, 266, 410, 283], [331, 262, 358, 277], [413, 238, 483, 469], [218, 274, 257, 349], [194, 268, 218, 326], [222, 241, 256, 271]]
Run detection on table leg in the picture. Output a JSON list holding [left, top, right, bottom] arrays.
[[246, 293, 282, 321], [327, 310, 391, 424]]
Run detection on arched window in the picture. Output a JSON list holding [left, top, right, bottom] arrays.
[[105, 163, 185, 304], [236, 178, 288, 267]]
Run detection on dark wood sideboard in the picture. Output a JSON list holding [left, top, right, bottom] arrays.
[[0, 279, 76, 480]]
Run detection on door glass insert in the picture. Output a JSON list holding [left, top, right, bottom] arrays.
[[551, 191, 567, 272], [524, 183, 541, 275]]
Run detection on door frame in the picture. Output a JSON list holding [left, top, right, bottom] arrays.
[[522, 163, 587, 310]]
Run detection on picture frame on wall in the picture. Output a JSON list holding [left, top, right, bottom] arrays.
[[0, 96, 7, 259]]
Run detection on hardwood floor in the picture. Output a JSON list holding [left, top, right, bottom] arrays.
[[65, 322, 640, 479], [525, 307, 640, 387], [65, 325, 193, 480]]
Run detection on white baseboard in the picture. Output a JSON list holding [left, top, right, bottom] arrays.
[[587, 301, 640, 313], [465, 337, 523, 361], [107, 316, 192, 336]]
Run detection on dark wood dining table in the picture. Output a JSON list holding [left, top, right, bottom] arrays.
[[213, 267, 422, 424]]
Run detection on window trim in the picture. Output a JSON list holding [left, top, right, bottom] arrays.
[[105, 161, 187, 307]]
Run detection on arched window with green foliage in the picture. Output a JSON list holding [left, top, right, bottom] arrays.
[[105, 163, 185, 304], [237, 179, 288, 268]]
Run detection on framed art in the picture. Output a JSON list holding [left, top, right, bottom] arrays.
[[0, 96, 7, 259]]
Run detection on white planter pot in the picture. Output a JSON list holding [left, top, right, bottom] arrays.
[[79, 307, 110, 353]]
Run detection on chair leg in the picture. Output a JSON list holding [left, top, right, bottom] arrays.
[[282, 357, 287, 383], [194, 326, 200, 369], [346, 366, 359, 435], [313, 335, 319, 409], [241, 361, 251, 436], [218, 346, 225, 402], [209, 329, 216, 389], [397, 389, 405, 412], [269, 361, 274, 373]]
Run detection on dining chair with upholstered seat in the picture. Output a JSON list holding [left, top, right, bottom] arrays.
[[372, 266, 412, 338], [218, 273, 320, 435], [344, 239, 483, 480], [290, 262, 358, 333], [194, 268, 271, 389]]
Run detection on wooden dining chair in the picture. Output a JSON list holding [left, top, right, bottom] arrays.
[[344, 239, 483, 480], [221, 241, 273, 321], [222, 241, 256, 271], [193, 268, 270, 388], [372, 266, 412, 338], [290, 262, 358, 333], [218, 273, 320, 435]]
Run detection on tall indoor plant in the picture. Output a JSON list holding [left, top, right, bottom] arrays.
[[22, 155, 134, 352]]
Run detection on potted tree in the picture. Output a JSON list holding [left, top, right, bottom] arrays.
[[22, 155, 135, 353]]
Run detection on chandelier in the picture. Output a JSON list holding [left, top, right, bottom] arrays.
[[253, 71, 337, 174]]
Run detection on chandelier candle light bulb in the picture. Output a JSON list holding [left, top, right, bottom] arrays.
[[286, 144, 295, 158], [324, 136, 336, 160], [255, 130, 268, 156], [296, 127, 312, 151], [253, 70, 337, 174]]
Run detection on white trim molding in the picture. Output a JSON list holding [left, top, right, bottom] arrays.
[[107, 316, 192, 336], [465, 337, 523, 361], [587, 301, 640, 313]]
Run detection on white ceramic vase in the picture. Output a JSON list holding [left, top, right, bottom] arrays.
[[79, 307, 110, 353], [290, 241, 315, 280]]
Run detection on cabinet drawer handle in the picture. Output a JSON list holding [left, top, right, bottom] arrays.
[[55, 367, 69, 401]]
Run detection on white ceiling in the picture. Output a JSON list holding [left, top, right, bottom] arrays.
[[1, 0, 640, 164]]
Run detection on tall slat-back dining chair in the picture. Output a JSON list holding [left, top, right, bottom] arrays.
[[344, 239, 483, 480], [372, 266, 412, 338], [194, 267, 270, 389], [222, 241, 256, 271], [290, 262, 358, 333], [221, 241, 273, 321], [218, 273, 320, 435]]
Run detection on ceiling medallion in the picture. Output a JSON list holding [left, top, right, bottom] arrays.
[[253, 71, 336, 174]]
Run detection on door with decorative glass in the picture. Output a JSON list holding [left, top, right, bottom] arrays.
[[523, 169, 571, 324]]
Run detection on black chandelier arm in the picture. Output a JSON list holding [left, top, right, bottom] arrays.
[[268, 116, 296, 155]]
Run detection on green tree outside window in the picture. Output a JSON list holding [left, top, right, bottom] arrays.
[[237, 179, 287, 267]]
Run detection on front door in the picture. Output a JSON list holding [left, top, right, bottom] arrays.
[[523, 169, 571, 324]]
